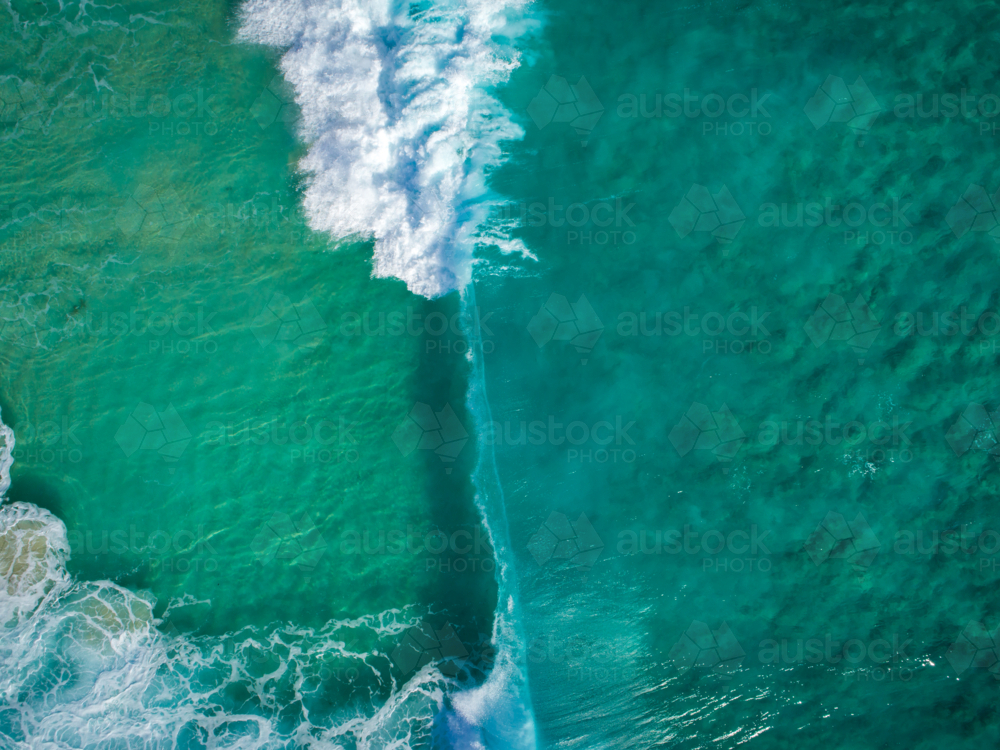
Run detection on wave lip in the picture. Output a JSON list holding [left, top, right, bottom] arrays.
[[239, 0, 532, 298]]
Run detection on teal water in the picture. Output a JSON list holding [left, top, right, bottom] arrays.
[[4, 0, 1000, 747]]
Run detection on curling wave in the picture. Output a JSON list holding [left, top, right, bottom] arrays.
[[237, 0, 533, 298]]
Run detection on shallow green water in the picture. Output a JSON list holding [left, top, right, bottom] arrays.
[[5, 0, 1000, 747], [1, 3, 498, 744]]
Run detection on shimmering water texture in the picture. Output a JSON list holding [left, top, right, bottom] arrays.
[[1, 0, 514, 745], [6, 0, 1000, 747]]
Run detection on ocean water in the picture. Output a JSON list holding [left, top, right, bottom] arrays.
[[4, 0, 1000, 747]]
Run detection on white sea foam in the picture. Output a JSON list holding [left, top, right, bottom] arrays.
[[0, 419, 13, 498], [237, 0, 533, 298], [0, 502, 72, 630], [449, 609, 536, 749]]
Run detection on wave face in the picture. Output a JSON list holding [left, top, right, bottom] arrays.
[[238, 0, 532, 298], [234, 3, 541, 744], [414, 286, 539, 750]]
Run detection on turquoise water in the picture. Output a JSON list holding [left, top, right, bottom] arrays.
[[4, 0, 1000, 747]]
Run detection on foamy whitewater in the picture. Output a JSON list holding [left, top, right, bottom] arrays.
[[237, 0, 533, 298], [0, 411, 529, 748]]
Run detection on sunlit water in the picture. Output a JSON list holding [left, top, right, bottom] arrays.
[[4, 0, 1000, 747]]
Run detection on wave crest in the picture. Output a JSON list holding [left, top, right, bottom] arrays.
[[238, 0, 532, 298]]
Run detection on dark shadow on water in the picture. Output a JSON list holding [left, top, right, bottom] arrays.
[[0, 393, 14, 429], [5, 472, 66, 520], [408, 289, 500, 679]]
